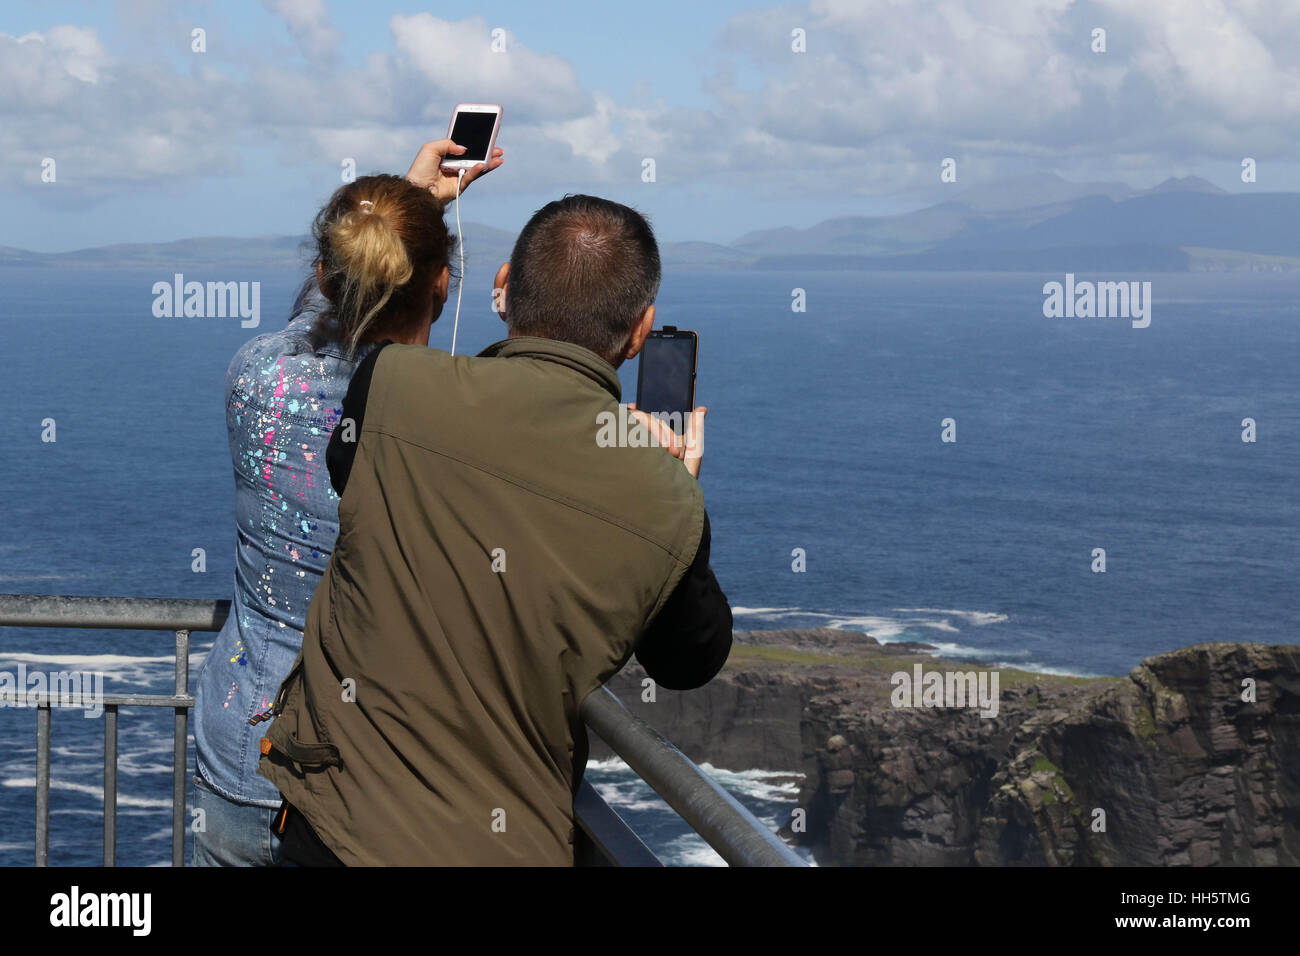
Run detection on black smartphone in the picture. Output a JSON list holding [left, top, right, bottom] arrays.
[[635, 326, 698, 435]]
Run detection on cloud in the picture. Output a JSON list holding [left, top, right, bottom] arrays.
[[0, 27, 238, 187], [0, 27, 110, 106], [44, 25, 110, 84], [4, 1, 1300, 200], [261, 0, 342, 60], [388, 14, 589, 123], [680, 0, 1300, 194], [726, 0, 1084, 139], [1095, 0, 1300, 122], [244, 14, 636, 184]]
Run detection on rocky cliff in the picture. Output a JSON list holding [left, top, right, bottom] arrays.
[[590, 629, 1300, 866]]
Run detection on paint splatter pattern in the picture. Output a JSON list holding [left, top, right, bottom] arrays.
[[193, 288, 379, 805]]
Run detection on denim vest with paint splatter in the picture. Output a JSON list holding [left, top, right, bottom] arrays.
[[194, 285, 380, 807]]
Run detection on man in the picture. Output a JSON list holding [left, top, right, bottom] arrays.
[[258, 194, 732, 865]]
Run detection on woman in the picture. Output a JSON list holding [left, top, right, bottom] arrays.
[[191, 140, 503, 865]]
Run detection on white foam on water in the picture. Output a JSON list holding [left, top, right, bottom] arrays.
[[49, 745, 98, 759], [661, 834, 726, 867], [696, 763, 803, 801], [730, 605, 1089, 677], [0, 648, 210, 681], [0, 651, 177, 686], [116, 759, 175, 776], [0, 652, 176, 665], [2, 776, 172, 808], [892, 608, 1010, 627], [826, 614, 957, 637], [585, 756, 631, 772], [590, 784, 669, 816], [732, 605, 1011, 641], [994, 660, 1104, 679], [585, 756, 811, 865], [921, 641, 990, 658]]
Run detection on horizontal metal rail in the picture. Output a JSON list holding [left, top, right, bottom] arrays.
[[0, 595, 207, 868], [0, 593, 229, 632], [0, 593, 805, 867]]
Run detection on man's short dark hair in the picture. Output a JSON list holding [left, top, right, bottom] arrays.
[[506, 195, 661, 365]]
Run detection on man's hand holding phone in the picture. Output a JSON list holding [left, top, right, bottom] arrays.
[[632, 325, 703, 477], [628, 404, 707, 480]]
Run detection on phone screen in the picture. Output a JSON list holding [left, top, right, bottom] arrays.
[[448, 111, 497, 161], [636, 331, 697, 430]]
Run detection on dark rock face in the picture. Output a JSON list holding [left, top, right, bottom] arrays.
[[591, 628, 880, 771], [591, 630, 1300, 866]]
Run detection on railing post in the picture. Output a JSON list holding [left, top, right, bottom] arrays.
[[173, 629, 189, 867], [104, 704, 118, 866], [36, 702, 50, 867]]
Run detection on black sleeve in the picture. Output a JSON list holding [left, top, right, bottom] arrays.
[[327, 341, 392, 496], [633, 511, 733, 691]]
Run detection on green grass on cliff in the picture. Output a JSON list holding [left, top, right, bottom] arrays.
[[1029, 755, 1078, 809], [726, 643, 1118, 690]]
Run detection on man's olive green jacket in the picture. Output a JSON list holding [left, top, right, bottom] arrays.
[[258, 337, 720, 865]]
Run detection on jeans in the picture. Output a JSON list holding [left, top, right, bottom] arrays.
[[191, 773, 284, 867]]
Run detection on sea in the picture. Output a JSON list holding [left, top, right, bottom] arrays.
[[0, 266, 1296, 866]]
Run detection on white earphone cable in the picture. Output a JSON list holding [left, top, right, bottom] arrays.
[[450, 167, 467, 356]]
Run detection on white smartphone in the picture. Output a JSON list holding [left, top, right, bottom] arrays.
[[439, 104, 502, 173]]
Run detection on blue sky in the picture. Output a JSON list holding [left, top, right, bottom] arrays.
[[3, 0, 1299, 252]]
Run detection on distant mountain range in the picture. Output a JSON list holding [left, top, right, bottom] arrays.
[[5, 176, 1299, 272], [731, 175, 1300, 271]]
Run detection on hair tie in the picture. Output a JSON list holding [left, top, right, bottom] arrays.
[[359, 200, 375, 213]]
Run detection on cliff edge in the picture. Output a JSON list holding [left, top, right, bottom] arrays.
[[592, 629, 1300, 866]]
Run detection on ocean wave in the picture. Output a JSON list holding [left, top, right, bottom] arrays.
[[732, 605, 1008, 640], [729, 605, 1097, 678], [659, 834, 726, 867], [825, 614, 958, 637], [589, 783, 671, 816], [696, 763, 803, 801], [919, 641, 993, 658], [2, 776, 173, 808], [584, 756, 633, 773], [116, 760, 178, 776], [0, 650, 209, 686], [891, 608, 1009, 627], [585, 757, 812, 865], [990, 660, 1104, 679]]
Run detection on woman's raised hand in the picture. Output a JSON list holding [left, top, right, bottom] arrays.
[[405, 140, 505, 205]]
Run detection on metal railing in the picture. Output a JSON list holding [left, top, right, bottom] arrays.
[[0, 593, 805, 867]]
